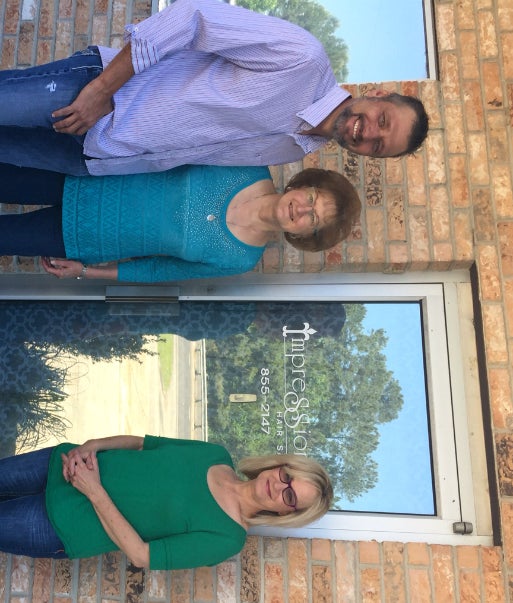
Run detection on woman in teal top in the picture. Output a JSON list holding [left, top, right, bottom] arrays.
[[0, 163, 361, 282], [0, 435, 333, 569]]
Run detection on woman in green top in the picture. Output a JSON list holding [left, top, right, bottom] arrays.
[[0, 435, 333, 570]]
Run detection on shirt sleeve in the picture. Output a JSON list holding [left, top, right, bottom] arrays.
[[116, 253, 263, 283], [149, 530, 246, 570], [125, 0, 329, 74]]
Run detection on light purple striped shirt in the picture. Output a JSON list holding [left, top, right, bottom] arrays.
[[84, 0, 350, 176]]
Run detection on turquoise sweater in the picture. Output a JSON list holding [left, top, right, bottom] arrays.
[[62, 165, 270, 282], [45, 436, 247, 570]]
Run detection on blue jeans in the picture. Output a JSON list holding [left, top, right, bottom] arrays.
[[0, 47, 103, 175], [0, 447, 67, 558], [0, 163, 66, 256]]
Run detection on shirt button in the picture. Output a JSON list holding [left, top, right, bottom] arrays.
[[207, 214, 216, 221]]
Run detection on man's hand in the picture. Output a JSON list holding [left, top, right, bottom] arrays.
[[52, 80, 114, 135]]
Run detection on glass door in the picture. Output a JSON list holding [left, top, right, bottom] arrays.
[[1, 295, 433, 516]]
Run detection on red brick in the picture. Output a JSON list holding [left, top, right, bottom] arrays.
[[193, 566, 214, 601], [288, 539, 308, 603], [468, 133, 490, 185], [360, 567, 381, 601], [366, 207, 386, 264], [407, 543, 430, 566], [453, 211, 474, 261], [487, 111, 509, 161], [456, 0, 476, 29], [430, 186, 451, 241], [388, 242, 409, 267], [264, 562, 284, 603], [458, 571, 481, 603], [444, 104, 466, 154], [311, 539, 331, 562], [439, 52, 460, 102], [492, 164, 513, 218], [335, 542, 357, 602], [435, 3, 457, 51], [74, 0, 91, 36], [170, 569, 193, 603], [482, 547, 507, 602], [383, 542, 406, 603], [59, 0, 73, 19], [38, 0, 55, 37], [17, 21, 34, 65], [420, 80, 442, 129], [359, 541, 380, 565], [478, 10, 499, 57], [462, 80, 485, 131], [502, 32, 513, 79], [459, 31, 479, 79], [425, 131, 446, 185], [216, 560, 237, 603], [386, 188, 406, 241], [408, 208, 430, 263], [32, 559, 52, 603], [482, 61, 503, 109], [432, 545, 456, 603], [498, 222, 513, 276], [53, 558, 74, 595], [481, 302, 508, 364], [78, 557, 99, 600], [312, 565, 332, 603], [497, 0, 513, 29], [448, 155, 470, 208], [408, 568, 432, 603], [4, 0, 22, 35], [406, 154, 428, 207], [101, 552, 122, 596]]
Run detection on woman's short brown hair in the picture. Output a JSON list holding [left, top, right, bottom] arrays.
[[283, 168, 361, 252]]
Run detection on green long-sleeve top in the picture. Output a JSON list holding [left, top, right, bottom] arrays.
[[45, 436, 247, 569]]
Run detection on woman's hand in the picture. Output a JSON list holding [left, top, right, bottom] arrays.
[[62, 440, 98, 482], [41, 257, 119, 280], [41, 257, 85, 279], [65, 452, 103, 500]]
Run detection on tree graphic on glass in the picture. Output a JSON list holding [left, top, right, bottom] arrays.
[[205, 303, 409, 509]]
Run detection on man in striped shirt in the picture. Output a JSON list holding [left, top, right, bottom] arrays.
[[0, 0, 428, 176]]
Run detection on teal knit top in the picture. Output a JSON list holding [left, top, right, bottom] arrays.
[[62, 165, 270, 282], [45, 436, 247, 570]]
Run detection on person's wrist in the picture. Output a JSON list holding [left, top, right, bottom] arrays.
[[76, 264, 88, 280]]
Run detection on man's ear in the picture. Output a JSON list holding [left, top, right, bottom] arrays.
[[365, 89, 391, 99]]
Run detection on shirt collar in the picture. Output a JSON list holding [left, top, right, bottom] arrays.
[[293, 86, 351, 153], [297, 85, 351, 128]]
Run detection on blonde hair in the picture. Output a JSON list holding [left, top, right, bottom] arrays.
[[238, 454, 333, 528]]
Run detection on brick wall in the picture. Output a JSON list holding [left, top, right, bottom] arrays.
[[1, 0, 513, 601]]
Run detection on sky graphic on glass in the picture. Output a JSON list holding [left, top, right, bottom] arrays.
[[316, 0, 428, 83]]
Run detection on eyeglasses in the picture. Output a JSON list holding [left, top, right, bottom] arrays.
[[306, 187, 319, 235], [279, 466, 297, 511]]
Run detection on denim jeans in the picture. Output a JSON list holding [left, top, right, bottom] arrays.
[[0, 47, 103, 175], [0, 447, 67, 557], [0, 163, 66, 256]]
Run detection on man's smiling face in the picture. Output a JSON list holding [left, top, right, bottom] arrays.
[[332, 93, 417, 158]]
